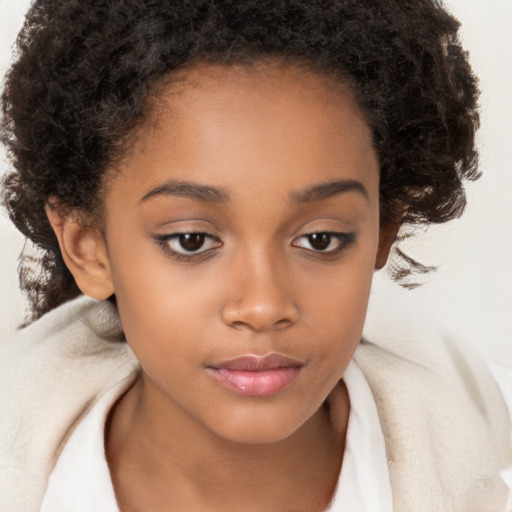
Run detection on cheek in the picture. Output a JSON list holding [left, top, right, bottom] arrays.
[[302, 236, 376, 322], [298, 246, 376, 368], [107, 241, 221, 365], [308, 276, 372, 361]]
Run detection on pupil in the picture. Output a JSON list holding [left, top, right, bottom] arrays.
[[179, 233, 205, 252], [308, 233, 331, 251]]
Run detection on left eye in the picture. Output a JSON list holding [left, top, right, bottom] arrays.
[[163, 233, 221, 254], [292, 232, 356, 253]]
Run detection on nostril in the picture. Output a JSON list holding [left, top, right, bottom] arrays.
[[274, 318, 293, 330], [226, 316, 296, 332], [231, 320, 249, 330]]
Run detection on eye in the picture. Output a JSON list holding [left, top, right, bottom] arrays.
[[292, 231, 356, 254], [156, 232, 222, 257]]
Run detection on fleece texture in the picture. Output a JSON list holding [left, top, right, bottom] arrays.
[[0, 296, 510, 512], [357, 298, 511, 512], [0, 298, 138, 512]]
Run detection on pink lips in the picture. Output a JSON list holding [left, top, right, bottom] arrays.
[[206, 353, 302, 397]]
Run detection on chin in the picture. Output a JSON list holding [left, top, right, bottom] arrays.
[[206, 403, 316, 445], [215, 425, 301, 445]]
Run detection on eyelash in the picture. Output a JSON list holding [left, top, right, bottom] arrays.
[[154, 231, 357, 262], [292, 231, 357, 257], [155, 232, 222, 262]]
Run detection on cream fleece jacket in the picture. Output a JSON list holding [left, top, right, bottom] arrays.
[[0, 296, 510, 512]]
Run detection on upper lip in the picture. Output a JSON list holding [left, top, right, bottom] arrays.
[[208, 353, 304, 372]]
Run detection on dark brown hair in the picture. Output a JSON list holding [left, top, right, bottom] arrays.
[[1, 0, 480, 322]]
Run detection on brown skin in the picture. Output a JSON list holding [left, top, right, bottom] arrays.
[[47, 62, 398, 511]]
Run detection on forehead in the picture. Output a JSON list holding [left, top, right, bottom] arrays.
[[107, 61, 379, 207]]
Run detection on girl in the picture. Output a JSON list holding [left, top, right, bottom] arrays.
[[1, 1, 510, 511]]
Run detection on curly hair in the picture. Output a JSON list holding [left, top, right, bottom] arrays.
[[1, 0, 479, 322]]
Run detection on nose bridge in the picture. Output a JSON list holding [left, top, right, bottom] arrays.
[[222, 242, 298, 331]]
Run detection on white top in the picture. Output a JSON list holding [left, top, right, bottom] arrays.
[[40, 379, 127, 512], [40, 360, 393, 512], [328, 361, 393, 511]]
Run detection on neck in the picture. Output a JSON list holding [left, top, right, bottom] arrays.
[[106, 372, 349, 512]]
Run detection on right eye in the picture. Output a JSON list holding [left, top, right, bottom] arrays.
[[156, 232, 222, 258]]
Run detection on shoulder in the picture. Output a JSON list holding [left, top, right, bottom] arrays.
[[0, 297, 138, 512], [355, 287, 512, 512]]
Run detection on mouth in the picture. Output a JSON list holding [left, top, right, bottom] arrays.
[[206, 353, 303, 397]]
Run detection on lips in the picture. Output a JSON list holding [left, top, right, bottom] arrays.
[[206, 353, 303, 397]]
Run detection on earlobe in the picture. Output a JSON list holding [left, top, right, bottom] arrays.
[[45, 202, 115, 300], [375, 220, 401, 270]]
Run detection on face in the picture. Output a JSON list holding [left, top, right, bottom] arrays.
[[100, 62, 383, 444]]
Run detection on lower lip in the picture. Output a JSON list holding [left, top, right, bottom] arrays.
[[207, 367, 301, 396]]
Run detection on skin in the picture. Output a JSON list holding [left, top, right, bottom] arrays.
[[47, 61, 397, 511]]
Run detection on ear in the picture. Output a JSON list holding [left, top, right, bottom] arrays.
[[45, 202, 115, 300], [375, 220, 401, 270]]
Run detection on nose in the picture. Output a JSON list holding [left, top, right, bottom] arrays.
[[221, 250, 300, 332]]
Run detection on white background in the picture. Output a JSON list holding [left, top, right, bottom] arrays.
[[0, 0, 511, 365]]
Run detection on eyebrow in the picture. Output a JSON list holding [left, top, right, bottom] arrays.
[[290, 179, 369, 204], [140, 180, 229, 203], [140, 178, 368, 205]]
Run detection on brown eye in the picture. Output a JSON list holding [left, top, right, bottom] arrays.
[[307, 233, 331, 251], [292, 231, 357, 255], [179, 233, 206, 252], [158, 232, 221, 256]]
